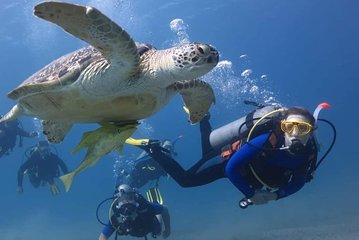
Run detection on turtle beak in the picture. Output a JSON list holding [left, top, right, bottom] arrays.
[[206, 45, 219, 65]]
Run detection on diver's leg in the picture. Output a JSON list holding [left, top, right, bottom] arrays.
[[148, 144, 225, 187], [200, 113, 213, 156]]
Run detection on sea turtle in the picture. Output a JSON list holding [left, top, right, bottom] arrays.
[[0, 1, 218, 191]]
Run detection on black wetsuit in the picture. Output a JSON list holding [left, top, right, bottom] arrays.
[[17, 151, 68, 188], [0, 120, 34, 158]]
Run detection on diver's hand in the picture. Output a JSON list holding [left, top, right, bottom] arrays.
[[17, 186, 23, 194], [249, 190, 277, 205], [30, 131, 38, 137], [162, 229, 171, 239], [49, 183, 60, 195]]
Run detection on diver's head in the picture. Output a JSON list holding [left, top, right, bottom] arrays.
[[117, 184, 136, 196], [281, 107, 315, 153], [36, 141, 51, 156], [114, 184, 139, 230]]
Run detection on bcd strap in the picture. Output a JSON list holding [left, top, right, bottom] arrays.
[[221, 140, 241, 160]]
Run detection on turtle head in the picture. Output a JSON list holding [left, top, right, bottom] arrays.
[[171, 43, 219, 78], [146, 43, 218, 83]]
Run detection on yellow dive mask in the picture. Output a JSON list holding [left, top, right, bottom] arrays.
[[281, 121, 313, 136]]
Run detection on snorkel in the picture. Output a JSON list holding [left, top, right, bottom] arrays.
[[313, 102, 331, 123]]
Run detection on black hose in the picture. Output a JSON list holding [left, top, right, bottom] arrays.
[[314, 118, 336, 171], [96, 197, 116, 225]]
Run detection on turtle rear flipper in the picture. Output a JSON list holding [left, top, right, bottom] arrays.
[[168, 79, 215, 124], [42, 120, 73, 143]]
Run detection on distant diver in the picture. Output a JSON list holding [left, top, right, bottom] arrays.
[[0, 118, 38, 159], [120, 137, 181, 189], [17, 141, 68, 195], [97, 184, 171, 240]]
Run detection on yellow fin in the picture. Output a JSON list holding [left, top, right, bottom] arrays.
[[146, 187, 164, 205], [125, 137, 149, 146]]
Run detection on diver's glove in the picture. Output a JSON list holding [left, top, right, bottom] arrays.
[[49, 183, 60, 195], [142, 140, 163, 154], [249, 189, 277, 205]]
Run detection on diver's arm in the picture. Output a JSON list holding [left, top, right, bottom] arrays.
[[225, 133, 270, 198], [161, 206, 171, 238], [99, 222, 115, 240], [275, 149, 315, 199], [56, 156, 69, 174], [199, 113, 213, 156], [98, 233, 108, 240], [17, 158, 34, 187], [275, 171, 306, 199]]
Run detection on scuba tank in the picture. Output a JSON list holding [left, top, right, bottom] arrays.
[[205, 105, 284, 159]]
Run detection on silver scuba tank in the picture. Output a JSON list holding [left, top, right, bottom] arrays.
[[207, 105, 283, 153]]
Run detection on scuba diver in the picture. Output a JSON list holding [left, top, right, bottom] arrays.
[[129, 102, 335, 208], [17, 140, 68, 195], [123, 139, 180, 189], [0, 118, 38, 159], [98, 184, 171, 240]]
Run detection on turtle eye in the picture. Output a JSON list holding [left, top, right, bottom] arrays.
[[191, 57, 199, 63], [196, 45, 210, 56], [198, 47, 205, 55]]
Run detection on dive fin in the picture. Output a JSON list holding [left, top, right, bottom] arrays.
[[146, 187, 164, 205], [125, 137, 150, 146]]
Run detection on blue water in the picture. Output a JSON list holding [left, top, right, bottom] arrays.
[[0, 0, 358, 239]]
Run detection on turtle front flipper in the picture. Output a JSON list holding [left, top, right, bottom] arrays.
[[34, 2, 139, 77], [0, 104, 25, 123], [42, 120, 73, 143], [168, 79, 215, 124]]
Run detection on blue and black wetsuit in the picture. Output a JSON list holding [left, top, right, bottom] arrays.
[[147, 117, 317, 199], [101, 201, 163, 238], [128, 154, 167, 189]]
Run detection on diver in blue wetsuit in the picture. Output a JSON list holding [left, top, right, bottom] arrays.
[[99, 184, 171, 240], [140, 104, 334, 207]]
